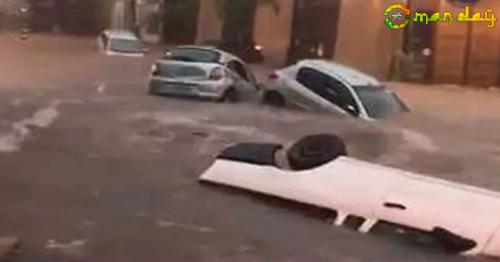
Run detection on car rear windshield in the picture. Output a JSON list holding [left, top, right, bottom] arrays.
[[110, 38, 143, 53], [155, 63, 208, 79], [353, 86, 409, 119], [165, 48, 220, 63]]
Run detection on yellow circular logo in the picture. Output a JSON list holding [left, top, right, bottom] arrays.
[[385, 4, 411, 29]]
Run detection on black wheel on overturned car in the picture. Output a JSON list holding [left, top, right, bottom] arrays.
[[262, 91, 286, 107], [287, 134, 348, 171]]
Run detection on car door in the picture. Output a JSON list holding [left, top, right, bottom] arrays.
[[226, 60, 256, 96], [227, 60, 250, 82], [294, 67, 357, 115], [98, 32, 108, 51], [244, 64, 259, 87], [321, 74, 360, 117], [284, 67, 331, 111]]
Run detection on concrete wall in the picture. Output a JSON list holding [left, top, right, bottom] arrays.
[[253, 0, 294, 66], [195, 0, 222, 44], [334, 0, 406, 80]]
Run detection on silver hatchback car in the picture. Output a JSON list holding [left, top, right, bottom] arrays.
[[98, 30, 145, 57], [148, 46, 258, 102]]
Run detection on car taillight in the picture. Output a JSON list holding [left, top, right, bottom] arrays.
[[209, 67, 224, 80], [151, 64, 159, 76], [268, 72, 279, 80]]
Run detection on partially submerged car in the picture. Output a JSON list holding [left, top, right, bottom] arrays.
[[148, 45, 258, 102], [200, 135, 500, 257], [98, 30, 145, 57], [262, 60, 410, 121]]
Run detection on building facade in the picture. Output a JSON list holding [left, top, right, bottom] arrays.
[[0, 0, 29, 30], [432, 0, 500, 86], [24, 0, 117, 34], [195, 0, 404, 79], [17, 0, 500, 86], [192, 0, 500, 86]]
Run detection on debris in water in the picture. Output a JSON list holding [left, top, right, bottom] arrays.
[[155, 219, 215, 233]]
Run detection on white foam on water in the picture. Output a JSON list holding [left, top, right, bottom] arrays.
[[129, 112, 280, 141], [96, 82, 107, 93], [400, 128, 439, 152], [154, 219, 215, 233], [0, 102, 60, 152]]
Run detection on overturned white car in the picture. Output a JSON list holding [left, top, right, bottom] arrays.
[[199, 135, 500, 258]]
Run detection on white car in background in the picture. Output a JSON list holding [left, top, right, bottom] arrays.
[[148, 45, 258, 102], [262, 60, 410, 120], [98, 30, 145, 57]]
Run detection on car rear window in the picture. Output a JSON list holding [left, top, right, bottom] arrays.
[[165, 48, 221, 63], [110, 38, 142, 53], [155, 63, 207, 79]]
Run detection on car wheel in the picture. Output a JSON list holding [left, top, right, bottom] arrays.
[[220, 88, 239, 103], [263, 91, 286, 107], [148, 87, 156, 95], [287, 134, 348, 171]]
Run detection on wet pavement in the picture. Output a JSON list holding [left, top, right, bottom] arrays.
[[0, 34, 498, 262]]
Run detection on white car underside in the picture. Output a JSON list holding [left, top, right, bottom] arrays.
[[199, 142, 500, 258]]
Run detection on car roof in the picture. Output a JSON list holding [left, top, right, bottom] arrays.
[[103, 30, 139, 40], [297, 60, 380, 86], [171, 45, 243, 64]]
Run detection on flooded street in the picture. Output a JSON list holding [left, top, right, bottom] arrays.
[[0, 35, 499, 262]]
